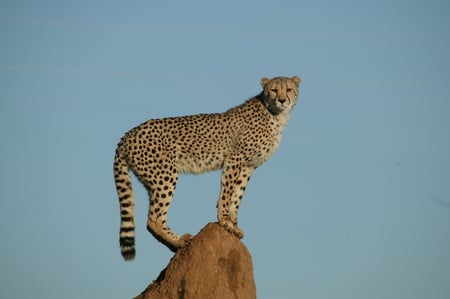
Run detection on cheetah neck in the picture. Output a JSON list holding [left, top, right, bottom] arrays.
[[274, 110, 292, 129]]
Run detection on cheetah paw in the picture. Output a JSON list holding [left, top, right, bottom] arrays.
[[232, 226, 244, 239], [219, 220, 244, 239], [177, 233, 193, 248]]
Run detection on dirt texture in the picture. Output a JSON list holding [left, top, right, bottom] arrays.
[[133, 222, 256, 299]]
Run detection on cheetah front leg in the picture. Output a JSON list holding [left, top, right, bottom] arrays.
[[217, 163, 254, 238]]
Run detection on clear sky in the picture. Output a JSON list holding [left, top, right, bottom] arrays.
[[1, 1, 449, 298]]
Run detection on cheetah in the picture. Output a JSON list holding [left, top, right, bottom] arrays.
[[114, 76, 301, 260]]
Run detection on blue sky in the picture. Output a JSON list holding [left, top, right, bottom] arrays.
[[1, 1, 450, 298]]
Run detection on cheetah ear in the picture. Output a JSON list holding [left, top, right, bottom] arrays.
[[291, 76, 301, 86], [260, 77, 271, 88]]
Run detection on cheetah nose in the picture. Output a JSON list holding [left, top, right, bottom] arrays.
[[278, 98, 286, 104]]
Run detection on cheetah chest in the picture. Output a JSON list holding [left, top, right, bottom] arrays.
[[248, 132, 282, 168]]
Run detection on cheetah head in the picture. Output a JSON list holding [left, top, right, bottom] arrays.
[[260, 76, 301, 115]]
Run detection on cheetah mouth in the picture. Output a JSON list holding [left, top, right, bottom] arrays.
[[269, 106, 285, 115], [276, 101, 289, 109]]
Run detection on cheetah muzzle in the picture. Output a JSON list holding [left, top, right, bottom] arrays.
[[114, 76, 301, 260]]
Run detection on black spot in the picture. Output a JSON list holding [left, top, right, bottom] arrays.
[[119, 194, 130, 201], [120, 202, 131, 208]]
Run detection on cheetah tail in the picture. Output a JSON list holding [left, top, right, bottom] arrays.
[[113, 149, 136, 261]]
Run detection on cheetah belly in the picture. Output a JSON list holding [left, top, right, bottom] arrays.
[[176, 152, 225, 174]]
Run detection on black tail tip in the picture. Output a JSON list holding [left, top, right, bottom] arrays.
[[121, 248, 136, 261]]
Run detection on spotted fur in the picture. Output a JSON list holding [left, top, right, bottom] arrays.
[[114, 76, 301, 260]]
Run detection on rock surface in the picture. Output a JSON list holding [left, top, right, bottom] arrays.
[[134, 222, 256, 299]]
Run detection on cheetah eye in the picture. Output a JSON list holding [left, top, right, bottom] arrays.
[[287, 88, 292, 92], [270, 89, 278, 93]]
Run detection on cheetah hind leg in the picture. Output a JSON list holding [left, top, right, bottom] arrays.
[[143, 166, 193, 252]]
